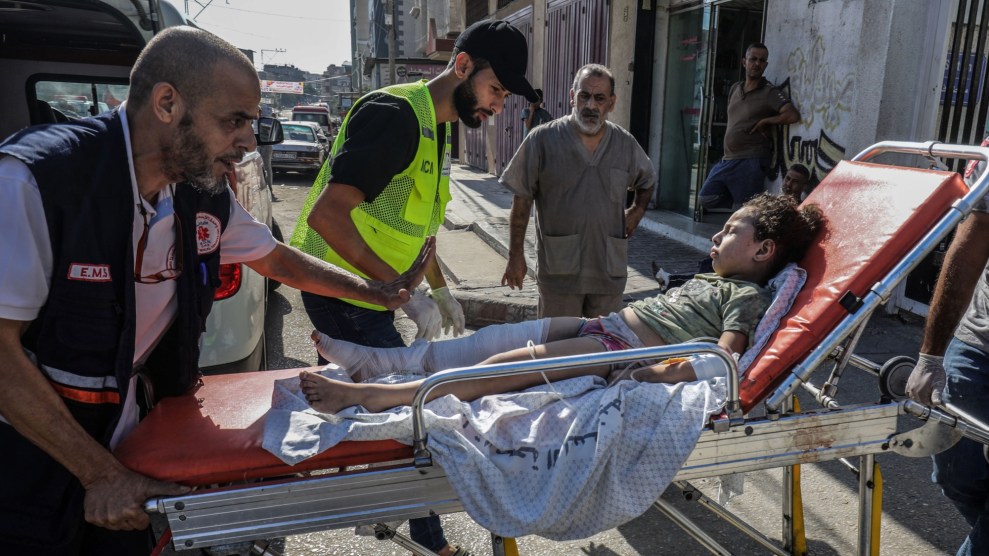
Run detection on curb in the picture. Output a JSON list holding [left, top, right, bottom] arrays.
[[454, 288, 538, 327]]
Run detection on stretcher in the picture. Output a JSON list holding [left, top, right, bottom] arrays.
[[115, 141, 989, 555]]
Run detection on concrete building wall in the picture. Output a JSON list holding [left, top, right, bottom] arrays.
[[607, 0, 638, 130], [763, 0, 951, 185]]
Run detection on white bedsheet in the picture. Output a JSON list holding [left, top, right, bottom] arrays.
[[263, 371, 725, 540]]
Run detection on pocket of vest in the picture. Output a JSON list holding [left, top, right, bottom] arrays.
[[53, 295, 122, 353]]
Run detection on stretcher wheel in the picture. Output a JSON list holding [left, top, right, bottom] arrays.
[[879, 355, 915, 401]]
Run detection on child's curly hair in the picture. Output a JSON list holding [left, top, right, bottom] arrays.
[[743, 193, 824, 275]]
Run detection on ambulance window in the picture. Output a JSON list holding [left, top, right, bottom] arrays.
[[32, 79, 129, 124]]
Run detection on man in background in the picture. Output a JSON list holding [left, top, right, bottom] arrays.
[[522, 88, 553, 135], [501, 63, 656, 318], [699, 43, 800, 210]]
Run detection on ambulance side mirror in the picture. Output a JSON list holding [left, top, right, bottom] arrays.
[[256, 117, 284, 146]]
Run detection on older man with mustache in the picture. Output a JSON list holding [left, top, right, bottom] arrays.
[[500, 63, 656, 318]]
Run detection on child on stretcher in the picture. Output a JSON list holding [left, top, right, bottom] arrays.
[[301, 193, 823, 414]]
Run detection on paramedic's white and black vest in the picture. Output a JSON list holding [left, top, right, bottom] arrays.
[[290, 80, 452, 310], [0, 111, 230, 444]]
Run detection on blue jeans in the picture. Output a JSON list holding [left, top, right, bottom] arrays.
[[300, 292, 449, 551], [698, 158, 770, 210], [301, 292, 405, 362], [933, 338, 989, 556]]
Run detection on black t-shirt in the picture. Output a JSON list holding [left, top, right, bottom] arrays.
[[329, 92, 446, 203]]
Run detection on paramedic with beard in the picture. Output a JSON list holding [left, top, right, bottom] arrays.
[[289, 19, 539, 556]]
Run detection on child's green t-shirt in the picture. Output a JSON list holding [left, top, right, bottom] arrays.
[[629, 273, 771, 348]]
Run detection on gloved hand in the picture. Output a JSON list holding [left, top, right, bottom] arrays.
[[430, 286, 466, 337], [402, 290, 442, 340], [905, 353, 946, 406]]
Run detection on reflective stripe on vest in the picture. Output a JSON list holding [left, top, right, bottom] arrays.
[[42, 363, 120, 405], [290, 80, 452, 310]]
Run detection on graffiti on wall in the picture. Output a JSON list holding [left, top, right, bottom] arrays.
[[771, 114, 846, 184], [786, 35, 854, 133]]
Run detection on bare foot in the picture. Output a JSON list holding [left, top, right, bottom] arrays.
[[299, 370, 364, 414]]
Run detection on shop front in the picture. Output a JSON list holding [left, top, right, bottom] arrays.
[[656, 0, 765, 218]]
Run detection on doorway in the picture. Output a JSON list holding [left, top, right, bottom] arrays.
[[656, 0, 764, 218]]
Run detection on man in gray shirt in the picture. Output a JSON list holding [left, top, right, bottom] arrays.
[[906, 156, 989, 555], [699, 43, 800, 210], [500, 63, 656, 318]]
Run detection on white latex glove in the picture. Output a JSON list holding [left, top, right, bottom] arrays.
[[905, 353, 946, 406], [402, 290, 442, 340], [430, 286, 466, 337]]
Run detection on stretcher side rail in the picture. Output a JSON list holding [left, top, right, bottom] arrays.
[[410, 343, 739, 467], [144, 400, 920, 551], [146, 464, 461, 550], [764, 141, 989, 413]]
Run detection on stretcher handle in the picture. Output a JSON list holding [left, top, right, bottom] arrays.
[[410, 343, 740, 467], [852, 140, 989, 164], [765, 141, 989, 413]]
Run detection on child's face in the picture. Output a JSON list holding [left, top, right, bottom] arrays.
[[710, 209, 767, 279]]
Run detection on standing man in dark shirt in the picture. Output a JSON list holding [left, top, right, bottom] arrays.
[[521, 88, 554, 136], [699, 43, 801, 210], [290, 19, 539, 556]]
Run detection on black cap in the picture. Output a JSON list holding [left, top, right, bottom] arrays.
[[454, 19, 539, 103]]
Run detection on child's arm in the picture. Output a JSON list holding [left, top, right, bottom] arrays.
[[717, 330, 747, 356], [609, 331, 749, 385]]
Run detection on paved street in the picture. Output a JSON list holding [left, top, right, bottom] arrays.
[[258, 169, 968, 555]]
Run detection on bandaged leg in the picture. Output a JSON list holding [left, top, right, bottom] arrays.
[[422, 319, 551, 373], [311, 319, 551, 380]]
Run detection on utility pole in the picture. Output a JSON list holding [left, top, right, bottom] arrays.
[[386, 0, 397, 85]]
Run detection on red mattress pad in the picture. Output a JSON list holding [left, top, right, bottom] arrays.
[[739, 161, 966, 411], [115, 367, 412, 485]]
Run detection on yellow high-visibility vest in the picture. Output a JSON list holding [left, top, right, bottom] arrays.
[[290, 80, 452, 310]]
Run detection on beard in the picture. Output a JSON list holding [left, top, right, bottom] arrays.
[[163, 114, 232, 195], [453, 74, 492, 129], [572, 107, 606, 135]]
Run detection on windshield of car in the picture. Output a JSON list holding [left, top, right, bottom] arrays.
[[34, 79, 127, 121], [283, 124, 316, 142], [292, 113, 329, 126]]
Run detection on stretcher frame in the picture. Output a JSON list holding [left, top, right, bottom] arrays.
[[118, 141, 989, 555]]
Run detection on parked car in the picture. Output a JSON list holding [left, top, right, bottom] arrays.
[[0, 0, 283, 373], [273, 121, 328, 175]]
